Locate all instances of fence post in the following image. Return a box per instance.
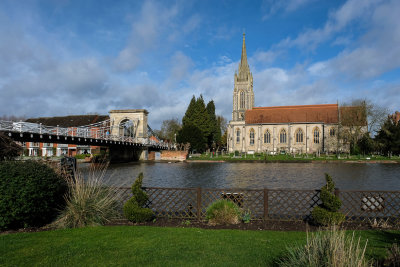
[334,188,340,197]
[264,188,268,221]
[197,187,202,221]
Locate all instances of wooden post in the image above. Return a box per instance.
[334,188,340,197]
[197,187,202,221]
[264,188,268,221]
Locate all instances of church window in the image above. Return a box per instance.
[236,128,240,144]
[329,127,336,137]
[295,129,304,143]
[249,128,255,145]
[279,129,287,143]
[240,91,245,109]
[313,127,320,144]
[264,129,271,144]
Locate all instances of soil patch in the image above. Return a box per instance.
[2,218,398,235]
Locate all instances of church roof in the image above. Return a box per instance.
[245,104,367,125]
[245,104,339,124]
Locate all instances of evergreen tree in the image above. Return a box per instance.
[182,95,197,127]
[206,100,219,148]
[375,116,400,155]
[177,124,205,152]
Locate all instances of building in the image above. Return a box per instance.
[23,115,108,157]
[227,34,366,154]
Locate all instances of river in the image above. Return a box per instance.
[78,162,400,190]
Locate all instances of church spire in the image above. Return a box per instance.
[238,33,250,80]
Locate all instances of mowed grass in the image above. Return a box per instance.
[1,226,399,266]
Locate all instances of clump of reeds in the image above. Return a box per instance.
[54,163,122,228]
[277,227,371,267]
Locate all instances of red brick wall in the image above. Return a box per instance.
[160,150,188,161]
[148,151,156,160]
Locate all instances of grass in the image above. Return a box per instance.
[188,152,400,162]
[1,226,399,266]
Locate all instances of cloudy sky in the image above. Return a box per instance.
[1,0,399,129]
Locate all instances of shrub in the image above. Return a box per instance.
[206,199,241,225]
[312,173,345,226]
[277,228,371,267]
[54,163,121,228]
[74,154,91,159]
[0,161,67,230]
[123,173,154,223]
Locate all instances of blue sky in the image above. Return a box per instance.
[0,0,399,129]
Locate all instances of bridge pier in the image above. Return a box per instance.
[109,145,143,163]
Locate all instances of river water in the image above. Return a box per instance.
[78,162,400,191]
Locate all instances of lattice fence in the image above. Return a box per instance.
[114,187,400,223]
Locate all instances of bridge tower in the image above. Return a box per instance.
[109,109,148,141]
[109,109,149,162]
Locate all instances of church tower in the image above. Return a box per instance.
[232,33,254,121]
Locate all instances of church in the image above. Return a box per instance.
[227,34,364,154]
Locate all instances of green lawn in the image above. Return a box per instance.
[1,226,399,266]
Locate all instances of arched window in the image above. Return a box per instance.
[280,129,287,143]
[313,127,320,144]
[264,129,271,144]
[249,128,255,145]
[240,91,245,109]
[329,127,336,137]
[295,128,303,143]
[236,128,240,144]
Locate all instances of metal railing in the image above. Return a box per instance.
[114,186,400,224]
[0,120,171,149]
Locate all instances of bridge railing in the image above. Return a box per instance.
[0,120,170,148]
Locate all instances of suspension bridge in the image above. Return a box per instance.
[0,109,174,162]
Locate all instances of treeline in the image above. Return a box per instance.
[356,115,400,156]
[176,95,225,153]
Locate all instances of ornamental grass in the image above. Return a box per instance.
[277,227,371,267]
[53,163,121,228]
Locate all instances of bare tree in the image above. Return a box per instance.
[0,133,22,160]
[158,118,182,142]
[343,99,389,135]
[0,115,26,122]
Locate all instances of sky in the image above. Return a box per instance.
[0,0,399,129]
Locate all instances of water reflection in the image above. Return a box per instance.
[78,162,400,190]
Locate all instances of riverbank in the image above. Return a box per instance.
[187,154,400,164]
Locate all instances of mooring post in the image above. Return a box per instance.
[197,187,202,221]
[264,188,268,221]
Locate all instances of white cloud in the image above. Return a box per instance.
[113,0,179,72]
[278,0,381,49]
[262,0,316,20]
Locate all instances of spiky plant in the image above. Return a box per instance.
[54,163,121,228]
[277,227,371,267]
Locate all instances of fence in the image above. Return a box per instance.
[115,187,400,223]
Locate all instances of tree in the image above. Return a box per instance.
[375,115,400,155]
[216,115,227,148]
[357,133,375,155]
[0,133,22,161]
[179,95,215,152]
[177,124,205,152]
[206,100,219,149]
[339,100,369,154]
[157,118,181,142]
